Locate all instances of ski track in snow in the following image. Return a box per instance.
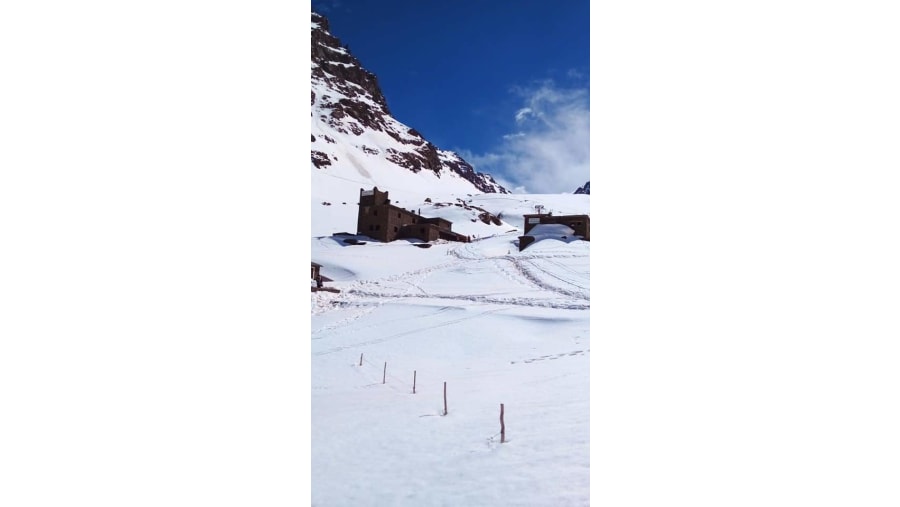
[313,307,508,356]
[313,241,589,334]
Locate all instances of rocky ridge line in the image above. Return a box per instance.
[311,11,508,194]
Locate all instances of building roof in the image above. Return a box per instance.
[522,213,590,219]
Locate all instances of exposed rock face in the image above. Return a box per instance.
[311,11,508,194]
[311,150,331,168]
[311,12,389,113]
[574,181,590,195]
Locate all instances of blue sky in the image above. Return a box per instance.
[312,0,590,193]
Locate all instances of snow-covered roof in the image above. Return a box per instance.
[525,223,576,238]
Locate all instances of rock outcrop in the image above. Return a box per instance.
[311,11,507,194]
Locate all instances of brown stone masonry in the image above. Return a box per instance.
[521,214,590,241]
[356,187,469,243]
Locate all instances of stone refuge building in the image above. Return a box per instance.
[357,187,469,243]
[518,213,591,251]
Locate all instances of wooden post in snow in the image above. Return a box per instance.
[359,353,363,366]
[500,403,506,443]
[413,370,417,394]
[443,382,448,416]
[383,362,387,384]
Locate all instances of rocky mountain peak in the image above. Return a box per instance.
[311,11,389,113]
[574,181,590,195]
[310,11,508,194]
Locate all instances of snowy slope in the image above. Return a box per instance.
[311,193,590,506]
[311,9,506,221]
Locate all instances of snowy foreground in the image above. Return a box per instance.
[311,193,590,506]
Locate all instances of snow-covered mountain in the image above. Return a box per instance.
[311,12,590,504]
[311,11,507,207]
[574,181,590,195]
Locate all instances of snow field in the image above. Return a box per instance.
[312,191,590,505]
[312,301,589,506]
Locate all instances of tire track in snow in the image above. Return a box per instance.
[450,242,589,301]
[514,258,590,301]
[532,258,589,291]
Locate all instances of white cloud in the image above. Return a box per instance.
[463,81,589,194]
[514,108,533,123]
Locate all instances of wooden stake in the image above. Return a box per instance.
[500,403,506,443]
[443,382,448,415]
[413,370,417,394]
[383,362,387,384]
[359,353,363,366]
